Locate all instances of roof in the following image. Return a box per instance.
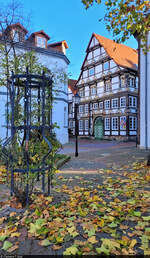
[48,40,68,49]
[29,30,50,40]
[92,33,138,70]
[68,79,78,95]
[5,23,28,34]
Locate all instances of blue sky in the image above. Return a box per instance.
[5,0,138,80]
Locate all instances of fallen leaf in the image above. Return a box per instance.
[39,239,51,246]
[7,245,19,253]
[129,239,137,248]
[2,241,13,251]
[88,236,98,244]
[52,245,62,250]
[10,232,21,238]
[63,246,78,255]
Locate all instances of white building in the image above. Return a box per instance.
[140,31,150,148]
[0,23,69,144]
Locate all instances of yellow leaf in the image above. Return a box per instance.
[0,217,5,224]
[97,219,104,227]
[10,212,16,217]
[88,236,98,244]
[129,239,137,248]
[63,246,78,255]
[67,226,76,234]
[10,232,21,238]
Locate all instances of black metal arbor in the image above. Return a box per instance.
[2,68,53,206]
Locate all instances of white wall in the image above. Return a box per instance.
[140,31,150,148]
[0,45,69,144]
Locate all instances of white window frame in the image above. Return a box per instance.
[99,102,103,109]
[104,100,110,109]
[36,36,46,48]
[120,97,126,107]
[85,120,89,130]
[105,118,110,130]
[104,61,109,71]
[79,105,84,114]
[112,117,118,130]
[79,120,83,130]
[129,96,137,107]
[79,89,84,97]
[112,98,118,108]
[83,70,88,78]
[91,86,96,96]
[85,104,89,113]
[12,29,19,42]
[93,103,98,110]
[129,116,137,130]
[89,68,94,77]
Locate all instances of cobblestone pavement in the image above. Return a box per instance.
[59,138,149,172]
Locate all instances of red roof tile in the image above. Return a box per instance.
[68,79,78,95]
[94,33,138,70]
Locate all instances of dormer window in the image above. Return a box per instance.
[36,36,46,48]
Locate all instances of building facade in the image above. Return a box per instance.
[140,31,150,148]
[0,23,69,144]
[69,33,138,140]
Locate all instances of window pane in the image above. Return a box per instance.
[104,62,109,70]
[89,68,94,76]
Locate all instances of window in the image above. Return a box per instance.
[95,64,102,74]
[89,68,94,76]
[85,120,89,130]
[110,60,116,68]
[37,36,46,48]
[129,96,137,107]
[104,61,109,70]
[105,118,110,130]
[79,89,84,97]
[120,116,126,130]
[120,97,126,107]
[93,103,98,110]
[120,77,125,87]
[79,120,83,130]
[104,100,110,109]
[129,78,135,87]
[93,48,100,57]
[99,102,103,109]
[69,121,73,128]
[85,104,89,113]
[105,81,111,92]
[91,86,96,96]
[87,52,92,60]
[112,117,118,130]
[79,105,84,114]
[83,70,88,78]
[12,30,19,41]
[129,117,137,130]
[112,98,118,108]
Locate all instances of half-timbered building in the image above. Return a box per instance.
[71,33,138,140]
